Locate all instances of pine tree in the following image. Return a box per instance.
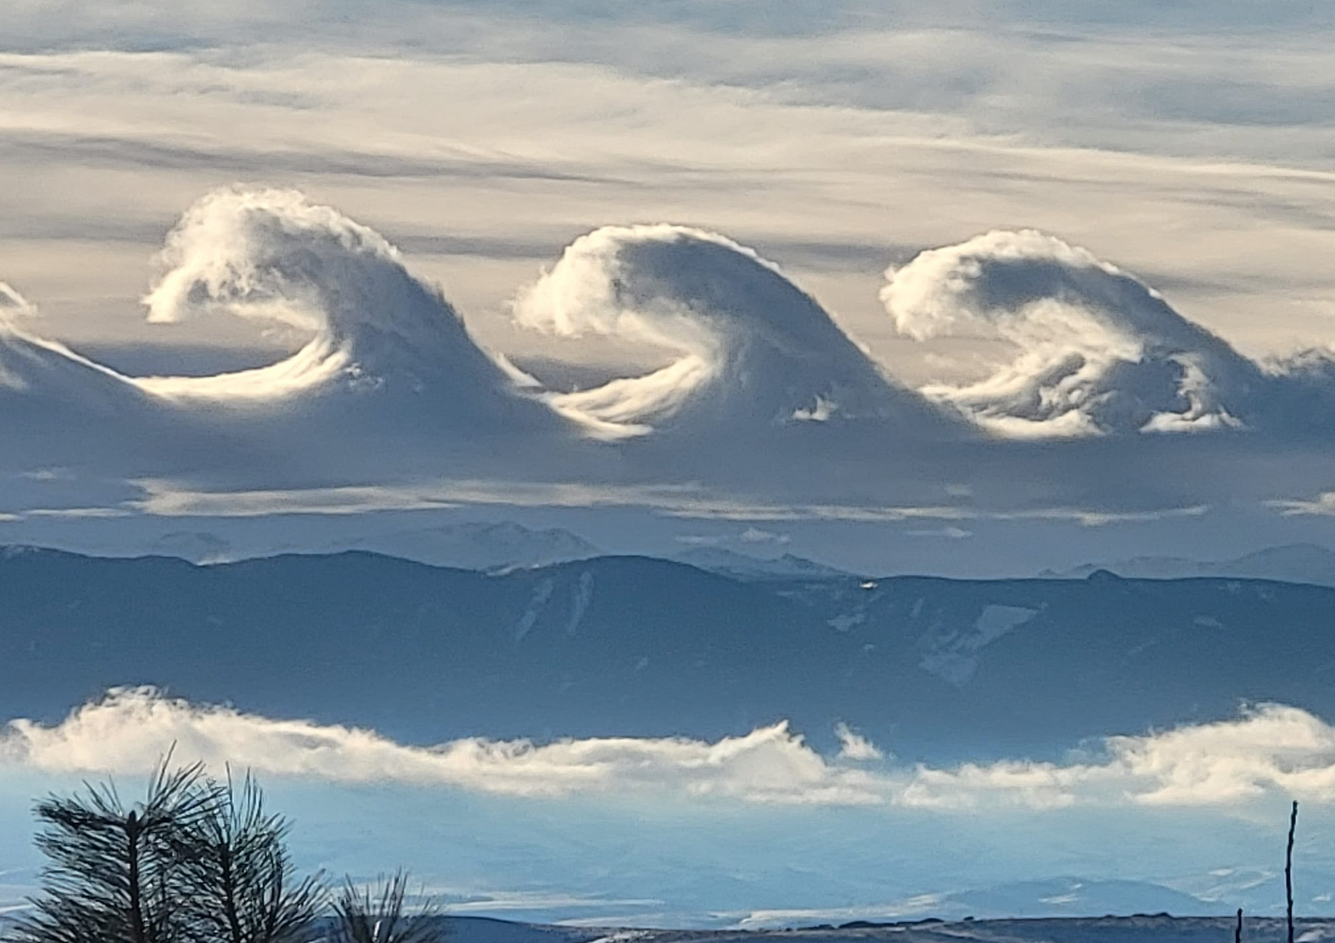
[332,872,441,943]
[10,759,221,943]
[180,771,324,943]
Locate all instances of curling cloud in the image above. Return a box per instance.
[512,224,947,438]
[6,689,1335,812]
[7,188,1335,525]
[137,188,543,421]
[0,282,37,326]
[0,281,151,421]
[3,189,554,427]
[881,230,1272,437]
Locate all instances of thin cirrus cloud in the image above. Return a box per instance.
[5,688,1335,812]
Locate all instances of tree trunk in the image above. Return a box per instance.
[127,812,148,943]
[1287,800,1298,943]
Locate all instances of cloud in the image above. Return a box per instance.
[0,187,577,431]
[905,526,972,540]
[135,188,548,419]
[881,230,1259,437]
[834,723,884,762]
[0,283,36,326]
[0,689,885,807]
[1,186,1333,540]
[882,229,1335,440]
[511,223,951,438]
[740,527,789,545]
[1267,492,1335,517]
[676,528,790,548]
[0,187,570,472]
[8,690,1335,812]
[119,476,1211,529]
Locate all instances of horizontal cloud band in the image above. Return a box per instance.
[7,187,1334,445]
[3,689,1334,811]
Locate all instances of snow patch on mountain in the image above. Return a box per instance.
[515,579,556,642]
[920,604,1040,687]
[566,570,596,635]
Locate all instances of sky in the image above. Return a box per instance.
[3,1,1335,576]
[3,1,1335,575]
[5,1,1335,925]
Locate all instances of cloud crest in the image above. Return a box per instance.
[134,189,546,421]
[881,230,1267,437]
[881,229,1335,439]
[4,189,1335,528]
[513,224,946,438]
[7,690,1335,812]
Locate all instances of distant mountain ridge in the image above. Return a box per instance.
[672,547,855,581]
[5,548,1335,760]
[1042,543,1335,587]
[336,521,601,571]
[20,522,604,571]
[7,913,1331,942]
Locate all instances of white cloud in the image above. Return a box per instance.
[1,22,1334,541]
[834,723,884,762]
[1268,492,1335,517]
[881,230,1266,437]
[905,526,972,540]
[0,689,885,807]
[136,187,548,417]
[740,527,790,545]
[7,690,1335,813]
[121,477,1210,530]
[676,528,790,547]
[510,223,943,437]
[0,283,36,326]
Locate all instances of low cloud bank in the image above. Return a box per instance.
[5,689,1335,811]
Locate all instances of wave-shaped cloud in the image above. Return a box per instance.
[2,190,954,459]
[882,229,1335,438]
[1,190,561,431]
[512,224,948,438]
[7,191,1330,451]
[0,282,156,450]
[5,689,1335,811]
[0,189,585,483]
[5,188,1335,530]
[137,189,540,422]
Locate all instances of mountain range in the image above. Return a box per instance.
[1041,543,1335,587]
